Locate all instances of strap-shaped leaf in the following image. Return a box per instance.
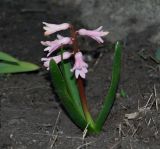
[0,51,19,63]
[95,41,122,132]
[0,61,39,73]
[50,60,87,129]
[59,61,84,116]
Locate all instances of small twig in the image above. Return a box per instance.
[118,123,125,137]
[82,123,89,139]
[76,141,95,149]
[124,119,135,135]
[149,97,156,110]
[118,123,122,137]
[50,134,58,148]
[154,84,157,97]
[154,84,159,111]
[131,122,140,137]
[144,64,157,71]
[119,103,128,110]
[110,140,121,149]
[49,110,61,148]
[147,118,152,126]
[138,99,140,111]
[144,93,153,109]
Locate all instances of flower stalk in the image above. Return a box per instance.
[69,25,96,130]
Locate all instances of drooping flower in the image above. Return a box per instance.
[41,52,72,70]
[41,35,72,56]
[43,22,70,36]
[78,26,109,43]
[71,52,88,79]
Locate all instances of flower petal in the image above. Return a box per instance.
[42,22,70,36]
[71,52,88,79]
[80,71,85,78]
[78,27,109,43]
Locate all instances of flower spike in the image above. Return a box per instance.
[41,22,122,133]
[78,26,109,43]
[43,22,70,36]
[41,52,72,70]
[71,52,88,79]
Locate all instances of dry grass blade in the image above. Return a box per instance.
[49,110,61,149]
[82,123,89,139]
[76,141,95,149]
[110,140,121,149]
[154,84,159,111]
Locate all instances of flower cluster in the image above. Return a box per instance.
[41,22,109,79]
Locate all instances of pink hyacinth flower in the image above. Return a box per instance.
[71,52,88,79]
[41,52,72,70]
[43,22,70,36]
[41,35,72,56]
[78,26,109,43]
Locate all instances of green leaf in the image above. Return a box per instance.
[95,41,122,132]
[0,51,19,63]
[49,60,87,129]
[60,61,84,115]
[58,48,84,116]
[0,61,39,73]
[61,63,96,131]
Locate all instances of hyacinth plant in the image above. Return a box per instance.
[41,22,122,133]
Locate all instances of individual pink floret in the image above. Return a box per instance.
[71,52,88,79]
[78,26,109,43]
[41,52,72,70]
[43,22,70,36]
[41,35,72,56]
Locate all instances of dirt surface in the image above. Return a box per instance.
[0,0,160,149]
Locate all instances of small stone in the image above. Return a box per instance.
[125,112,139,119]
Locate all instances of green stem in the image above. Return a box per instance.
[77,78,96,130]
